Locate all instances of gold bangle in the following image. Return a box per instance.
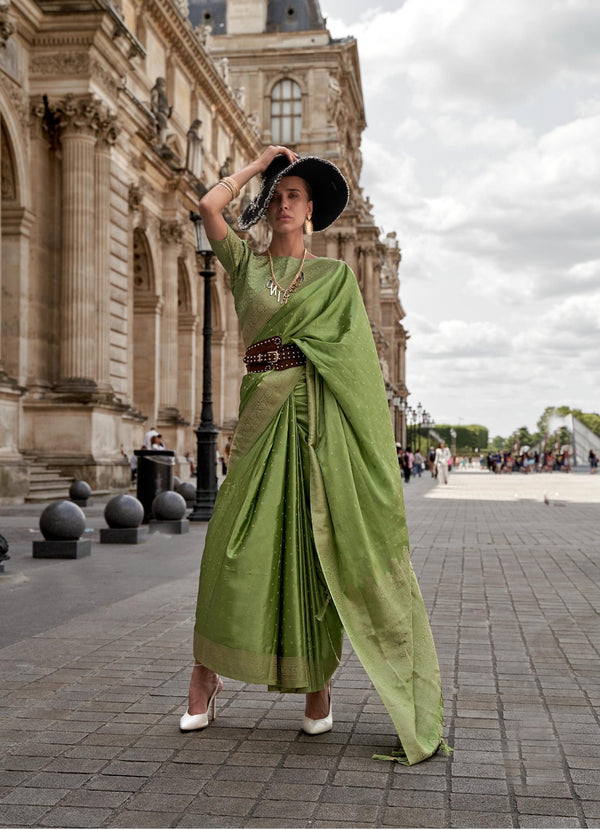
[223,176,240,197]
[216,180,235,199]
[218,176,240,199]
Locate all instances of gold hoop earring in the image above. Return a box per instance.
[304,216,313,236]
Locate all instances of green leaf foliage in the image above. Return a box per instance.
[433,424,489,453]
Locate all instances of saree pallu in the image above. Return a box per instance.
[194,232,444,764]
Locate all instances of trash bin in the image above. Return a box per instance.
[134,450,176,522]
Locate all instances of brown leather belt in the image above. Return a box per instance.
[243,336,306,373]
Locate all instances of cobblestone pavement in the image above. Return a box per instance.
[1,472,599,828]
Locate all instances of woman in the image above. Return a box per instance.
[181,145,447,765]
[434,440,450,485]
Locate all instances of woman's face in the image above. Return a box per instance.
[265,176,313,236]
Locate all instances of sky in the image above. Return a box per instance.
[321,0,600,439]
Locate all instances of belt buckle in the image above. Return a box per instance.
[266,350,280,364]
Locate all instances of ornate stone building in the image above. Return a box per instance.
[0,0,408,503]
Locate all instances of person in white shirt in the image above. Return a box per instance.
[434,441,451,485]
[150,434,166,450]
[143,427,159,449]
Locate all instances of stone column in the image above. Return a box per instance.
[372,259,383,327]
[362,245,375,318]
[342,234,356,279]
[211,329,226,428]
[177,311,198,425]
[158,220,184,420]
[325,232,338,261]
[0,115,3,375]
[95,114,119,392]
[133,293,163,425]
[56,96,101,391]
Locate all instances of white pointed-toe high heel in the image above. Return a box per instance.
[179,675,221,732]
[302,683,333,735]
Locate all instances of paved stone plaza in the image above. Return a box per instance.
[1,471,599,828]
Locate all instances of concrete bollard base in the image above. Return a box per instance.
[33,539,92,559]
[100,527,147,544]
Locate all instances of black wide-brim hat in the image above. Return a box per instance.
[238,155,349,232]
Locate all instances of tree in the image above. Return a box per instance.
[536,406,556,438]
[506,425,535,451]
[434,424,489,453]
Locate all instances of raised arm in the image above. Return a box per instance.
[198,145,298,241]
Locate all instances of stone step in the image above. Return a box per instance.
[28,480,72,492]
[29,471,68,482]
[25,493,72,503]
[26,461,75,503]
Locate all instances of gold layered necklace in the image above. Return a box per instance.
[266,248,307,304]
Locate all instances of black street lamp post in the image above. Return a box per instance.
[398,397,407,447]
[189,211,220,522]
[406,407,413,447]
[420,409,430,453]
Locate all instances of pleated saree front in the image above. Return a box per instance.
[193,228,445,764]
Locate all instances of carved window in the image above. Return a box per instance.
[133,229,154,295]
[270,79,302,144]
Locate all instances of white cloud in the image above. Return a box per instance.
[432,115,534,154]
[393,116,426,143]
[324,0,600,436]
[416,319,511,358]
[333,0,600,111]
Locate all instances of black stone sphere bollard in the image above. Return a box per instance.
[0,534,10,573]
[70,480,92,507]
[33,500,91,559]
[149,490,189,535]
[176,481,196,508]
[100,494,146,544]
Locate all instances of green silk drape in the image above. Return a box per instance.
[193,230,444,764]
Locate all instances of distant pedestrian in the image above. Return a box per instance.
[402,447,414,484]
[589,449,598,474]
[428,446,436,477]
[143,427,159,449]
[222,436,232,476]
[185,451,196,477]
[434,441,450,485]
[413,450,423,477]
[396,444,404,469]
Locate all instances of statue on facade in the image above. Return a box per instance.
[234,86,246,110]
[219,156,233,179]
[150,77,171,145]
[0,5,15,50]
[247,112,260,134]
[172,0,189,16]
[185,119,204,179]
[327,73,341,110]
[216,57,229,86]
[194,23,212,49]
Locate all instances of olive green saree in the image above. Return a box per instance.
[193,228,444,764]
